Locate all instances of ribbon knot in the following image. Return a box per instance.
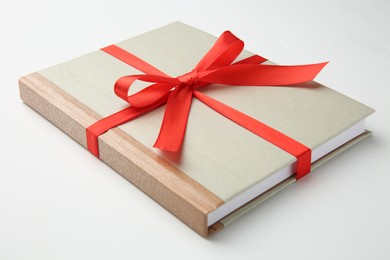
[87,30,328,179]
[177,69,200,87]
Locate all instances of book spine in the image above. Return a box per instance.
[19,73,224,237]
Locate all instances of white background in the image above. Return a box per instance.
[1,0,390,259]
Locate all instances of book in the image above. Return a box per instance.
[19,21,374,237]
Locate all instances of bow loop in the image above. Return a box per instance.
[114,74,180,107]
[127,82,174,108]
[194,31,244,71]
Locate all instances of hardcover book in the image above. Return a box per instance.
[19,22,374,237]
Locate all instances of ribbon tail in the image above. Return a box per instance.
[193,91,311,179]
[199,62,328,86]
[153,86,193,152]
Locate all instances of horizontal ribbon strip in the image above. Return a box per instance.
[87,31,327,179]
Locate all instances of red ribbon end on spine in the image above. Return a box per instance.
[86,127,100,158]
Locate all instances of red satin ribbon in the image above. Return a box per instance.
[86,31,327,179]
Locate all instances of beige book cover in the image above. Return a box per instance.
[19,22,374,237]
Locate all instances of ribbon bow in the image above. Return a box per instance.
[87,31,327,179]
